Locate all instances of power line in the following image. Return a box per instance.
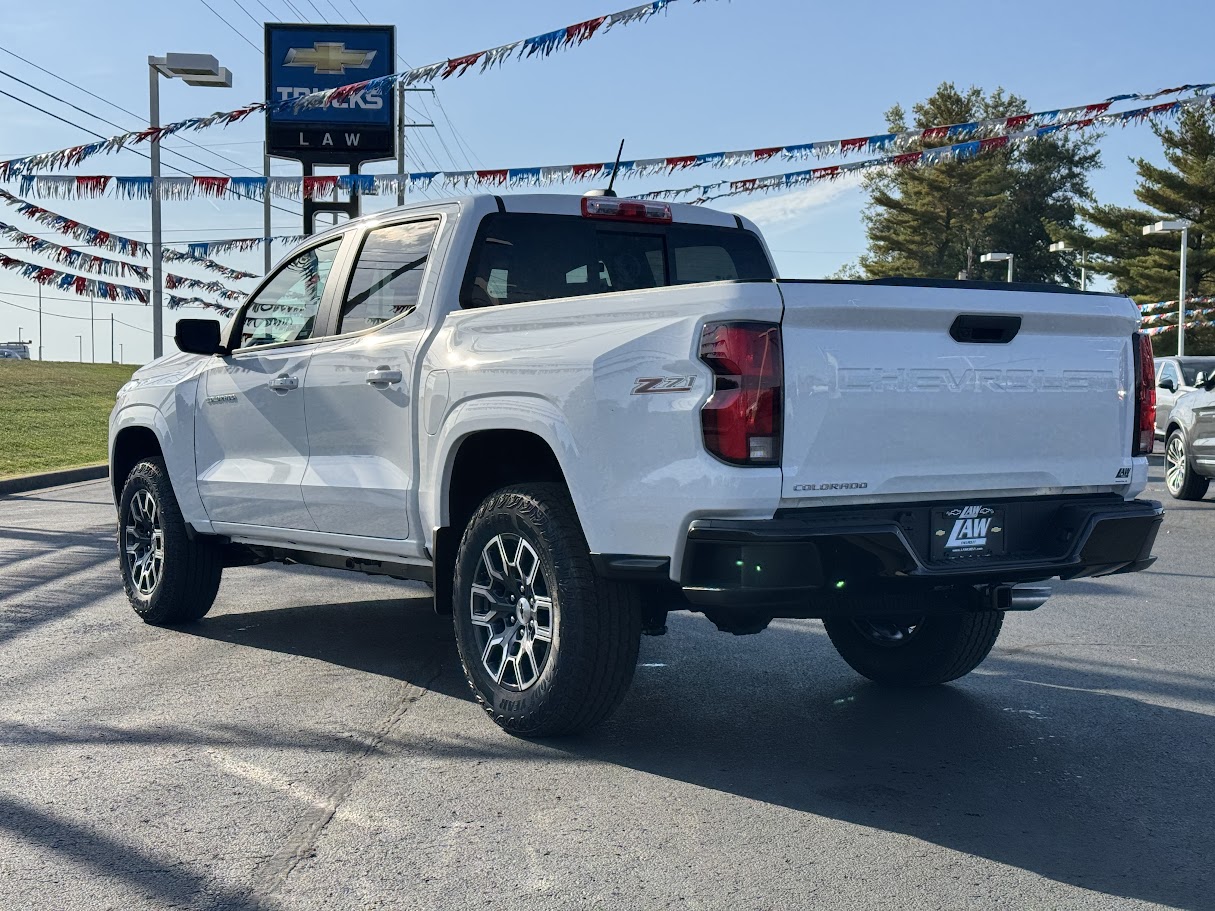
[0,75,303,219]
[345,0,371,24]
[281,0,308,20]
[323,0,349,22]
[301,0,329,20]
[0,43,278,185]
[196,0,263,53]
[228,0,266,30]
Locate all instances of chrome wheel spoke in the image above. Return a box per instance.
[124,489,165,597]
[470,532,554,693]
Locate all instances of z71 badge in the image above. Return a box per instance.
[632,376,696,395]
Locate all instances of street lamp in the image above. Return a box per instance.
[148,53,232,359]
[981,252,1015,282]
[1049,241,1089,292]
[1143,219,1193,357]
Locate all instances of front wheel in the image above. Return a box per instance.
[1165,430,1210,501]
[452,483,641,737]
[823,610,1003,686]
[118,458,222,625]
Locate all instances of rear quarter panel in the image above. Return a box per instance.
[421,281,786,569]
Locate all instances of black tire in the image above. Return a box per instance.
[823,610,1003,687]
[452,483,642,737]
[117,458,222,625]
[1165,429,1210,501]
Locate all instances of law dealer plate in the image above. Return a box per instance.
[930,504,1006,561]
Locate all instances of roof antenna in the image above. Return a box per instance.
[585,139,625,198]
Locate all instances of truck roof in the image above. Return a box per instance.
[305,192,758,247]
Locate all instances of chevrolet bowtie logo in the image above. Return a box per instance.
[284,42,376,75]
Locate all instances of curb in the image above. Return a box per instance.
[0,464,109,497]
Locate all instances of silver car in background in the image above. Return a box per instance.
[1155,356,1215,438]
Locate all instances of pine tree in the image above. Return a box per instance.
[1083,106,1215,356]
[857,84,1099,285]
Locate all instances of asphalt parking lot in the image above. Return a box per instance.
[1,460,1212,911]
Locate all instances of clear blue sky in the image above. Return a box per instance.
[0,0,1208,362]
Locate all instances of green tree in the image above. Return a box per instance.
[1082,106,1215,353]
[857,83,1100,284]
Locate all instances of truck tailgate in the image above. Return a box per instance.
[777,280,1141,502]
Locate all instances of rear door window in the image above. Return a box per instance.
[338,219,440,333]
[460,213,772,308]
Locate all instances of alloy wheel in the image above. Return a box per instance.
[124,488,165,597]
[1166,434,1188,495]
[470,533,555,691]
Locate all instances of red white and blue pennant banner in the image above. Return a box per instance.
[0,221,149,280]
[5,92,1211,202]
[641,96,1215,204]
[0,189,259,279]
[0,0,715,178]
[0,252,148,302]
[1139,297,1215,316]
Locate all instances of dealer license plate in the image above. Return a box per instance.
[931,505,1006,561]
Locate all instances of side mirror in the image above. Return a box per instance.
[1195,371,1207,387]
[174,318,227,356]
[1159,377,1176,393]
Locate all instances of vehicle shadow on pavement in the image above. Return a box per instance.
[179,594,471,703]
[559,614,1214,910]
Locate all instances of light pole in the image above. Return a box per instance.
[1143,219,1193,357]
[981,252,1015,282]
[119,343,124,364]
[148,53,232,359]
[75,335,83,363]
[1049,241,1088,291]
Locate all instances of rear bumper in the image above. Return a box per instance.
[677,495,1162,607]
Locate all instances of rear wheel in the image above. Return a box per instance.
[823,610,1003,686]
[118,459,222,625]
[1165,430,1209,501]
[452,483,641,737]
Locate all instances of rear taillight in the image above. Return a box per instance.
[1133,331,1156,456]
[699,322,783,465]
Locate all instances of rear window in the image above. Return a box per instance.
[460,213,773,308]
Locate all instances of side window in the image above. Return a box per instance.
[1161,363,1181,387]
[338,219,440,334]
[238,238,343,349]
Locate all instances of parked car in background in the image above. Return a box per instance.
[0,342,30,359]
[1162,370,1215,500]
[1155,356,1215,438]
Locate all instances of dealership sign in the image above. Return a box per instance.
[264,23,396,164]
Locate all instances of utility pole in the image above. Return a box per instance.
[75,335,83,363]
[111,314,115,364]
[119,343,124,364]
[90,295,96,363]
[37,286,43,361]
[263,142,273,275]
[398,85,436,207]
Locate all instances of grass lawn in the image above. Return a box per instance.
[0,361,136,478]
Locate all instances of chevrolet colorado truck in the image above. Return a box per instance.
[109,193,1163,736]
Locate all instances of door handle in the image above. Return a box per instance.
[366,367,403,386]
[268,374,298,392]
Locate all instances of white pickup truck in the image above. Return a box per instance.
[110,193,1163,736]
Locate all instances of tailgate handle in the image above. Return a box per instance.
[950,314,1021,344]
